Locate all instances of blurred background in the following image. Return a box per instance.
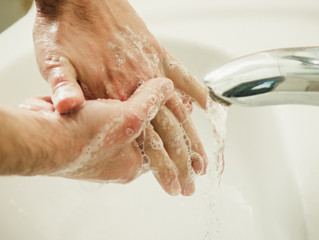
[0,0,33,33]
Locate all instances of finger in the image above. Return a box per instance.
[166,93,208,175]
[151,106,195,196]
[72,141,143,183]
[122,77,174,141]
[19,96,54,112]
[113,141,144,184]
[176,89,194,115]
[163,52,208,109]
[165,92,188,123]
[183,118,208,175]
[143,124,181,196]
[43,55,85,113]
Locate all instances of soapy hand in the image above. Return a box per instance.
[33,0,208,195]
[19,78,185,194]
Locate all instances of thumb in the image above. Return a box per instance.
[44,56,85,113]
[123,77,174,139]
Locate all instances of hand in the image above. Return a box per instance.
[33,0,208,195]
[18,78,185,194]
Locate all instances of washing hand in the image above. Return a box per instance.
[33,0,208,195]
[0,78,187,195]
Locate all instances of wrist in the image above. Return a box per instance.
[0,106,69,176]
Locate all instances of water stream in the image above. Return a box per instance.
[203,98,229,239]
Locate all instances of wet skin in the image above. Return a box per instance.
[0,79,185,194]
[33,0,209,195]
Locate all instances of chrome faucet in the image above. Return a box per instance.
[204,47,319,106]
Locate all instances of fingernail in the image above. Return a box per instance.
[191,154,204,175]
[53,85,82,113]
[171,178,181,196]
[53,84,73,102]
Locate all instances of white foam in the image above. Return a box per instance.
[50,111,125,179]
[149,139,163,150]
[150,167,159,178]
[147,105,158,121]
[108,26,161,80]
[142,154,151,172]
[148,94,157,104]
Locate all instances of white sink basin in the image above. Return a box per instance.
[1,2,319,239]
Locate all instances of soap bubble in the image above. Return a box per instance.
[150,167,159,177]
[150,139,163,150]
[147,105,158,121]
[125,128,134,137]
[148,94,157,104]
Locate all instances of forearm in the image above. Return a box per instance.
[0,105,59,176]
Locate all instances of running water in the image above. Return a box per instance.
[203,97,229,240]
[206,98,228,181]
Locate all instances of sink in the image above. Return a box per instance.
[0,2,317,240]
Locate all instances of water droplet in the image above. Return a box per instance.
[148,94,157,104]
[150,140,163,150]
[126,128,134,137]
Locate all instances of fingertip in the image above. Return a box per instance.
[191,155,204,175]
[170,178,182,196]
[44,56,85,113]
[152,77,174,102]
[201,86,209,110]
[55,96,85,113]
[159,177,181,197]
[163,53,209,110]
[182,182,195,196]
[53,85,85,113]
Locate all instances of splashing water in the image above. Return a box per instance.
[206,98,228,181]
[203,97,229,240]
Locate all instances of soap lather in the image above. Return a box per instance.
[204,47,319,106]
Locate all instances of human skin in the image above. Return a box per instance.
[33,0,209,195]
[0,78,187,195]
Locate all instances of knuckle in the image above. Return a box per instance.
[43,55,63,73]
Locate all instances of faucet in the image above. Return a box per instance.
[204,47,319,106]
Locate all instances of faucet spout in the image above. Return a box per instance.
[204,47,319,107]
